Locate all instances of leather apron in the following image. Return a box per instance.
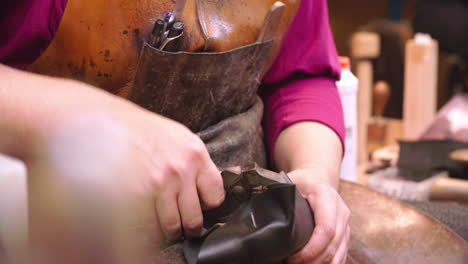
[128,41,273,168]
[28,0,468,263]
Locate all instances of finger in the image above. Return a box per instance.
[196,157,225,210]
[313,216,346,263]
[133,196,166,249]
[154,189,182,242]
[178,184,203,238]
[314,200,350,264]
[288,187,338,262]
[305,188,338,258]
[332,225,350,264]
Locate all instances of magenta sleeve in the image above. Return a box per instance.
[260,0,345,164]
[0,0,68,69]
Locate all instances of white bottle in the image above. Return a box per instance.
[336,57,358,182]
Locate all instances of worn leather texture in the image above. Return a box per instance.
[198,97,267,168]
[129,40,273,133]
[28,0,300,96]
[128,41,272,168]
[183,166,314,264]
[405,201,468,242]
[340,181,468,264]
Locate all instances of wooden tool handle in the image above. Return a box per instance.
[350,32,380,164]
[372,80,391,117]
[403,34,438,139]
[430,177,468,202]
[450,148,468,164]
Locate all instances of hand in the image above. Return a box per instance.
[286,167,350,264]
[4,73,226,247]
[122,108,226,243]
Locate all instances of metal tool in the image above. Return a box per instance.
[148,0,187,51]
[162,12,176,34]
[149,19,165,47]
[161,21,185,51]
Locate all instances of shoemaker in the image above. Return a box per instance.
[1,0,348,263]
[1,1,467,264]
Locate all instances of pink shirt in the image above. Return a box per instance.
[261,0,345,164]
[0,0,67,69]
[0,0,344,165]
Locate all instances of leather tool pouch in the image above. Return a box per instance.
[184,165,314,264]
[128,41,273,168]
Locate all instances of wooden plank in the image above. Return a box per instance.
[350,32,380,164]
[403,34,439,139]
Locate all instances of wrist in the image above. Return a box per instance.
[274,121,342,188]
[289,165,339,189]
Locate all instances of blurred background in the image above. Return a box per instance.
[329,0,468,240]
[330,0,415,57]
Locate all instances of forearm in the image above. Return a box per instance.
[274,121,343,189]
[0,64,129,161]
[0,64,55,159]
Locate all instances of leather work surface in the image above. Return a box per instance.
[405,201,468,242]
[340,181,468,264]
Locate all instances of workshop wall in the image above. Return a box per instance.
[328,0,416,56]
